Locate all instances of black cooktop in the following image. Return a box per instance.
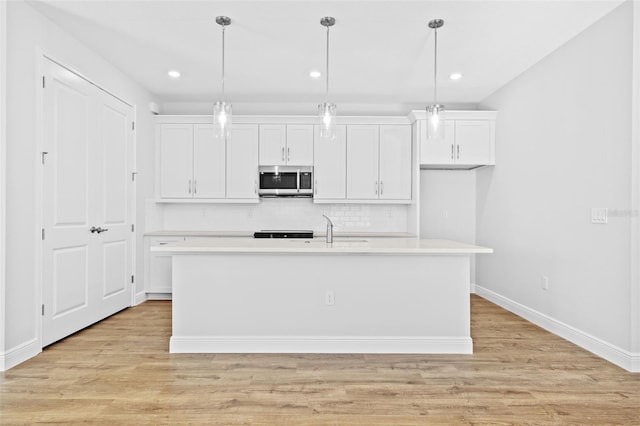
[253,230,314,239]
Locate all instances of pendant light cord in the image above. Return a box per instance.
[221,24,226,101]
[325,24,330,102]
[433,26,438,105]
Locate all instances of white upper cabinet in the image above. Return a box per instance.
[313,124,346,200]
[286,125,314,165]
[159,123,225,199]
[347,125,380,200]
[417,110,496,169]
[193,125,226,198]
[379,125,412,200]
[159,123,226,199]
[345,124,412,202]
[259,124,313,166]
[227,124,259,199]
[454,120,493,165]
[159,124,193,198]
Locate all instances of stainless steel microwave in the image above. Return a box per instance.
[258,166,313,197]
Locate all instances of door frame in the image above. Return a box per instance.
[631,0,640,371]
[36,50,137,349]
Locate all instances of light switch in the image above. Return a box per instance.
[591,208,608,224]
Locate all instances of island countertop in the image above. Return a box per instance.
[151,237,492,255]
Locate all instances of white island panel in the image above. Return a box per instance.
[168,241,482,354]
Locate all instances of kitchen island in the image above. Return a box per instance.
[153,237,492,354]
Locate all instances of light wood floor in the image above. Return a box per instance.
[1,295,638,425]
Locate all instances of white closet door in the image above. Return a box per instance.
[93,89,134,320]
[42,58,133,346]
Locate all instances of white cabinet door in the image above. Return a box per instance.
[313,125,346,200]
[286,124,314,166]
[421,119,456,165]
[259,124,286,166]
[379,125,412,200]
[160,124,194,198]
[455,120,493,165]
[146,237,184,294]
[347,125,379,200]
[227,124,259,199]
[193,124,226,198]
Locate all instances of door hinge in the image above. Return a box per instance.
[131,275,135,283]
[42,76,45,88]
[41,228,45,240]
[42,304,45,316]
[41,151,48,164]
[132,122,135,131]
[131,224,135,232]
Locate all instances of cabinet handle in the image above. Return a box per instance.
[451,144,454,160]
[188,179,192,194]
[282,147,285,162]
[380,181,384,196]
[375,181,378,195]
[193,180,197,194]
[457,145,460,160]
[287,147,290,162]
[314,180,318,195]
[254,180,257,194]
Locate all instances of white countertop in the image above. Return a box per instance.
[151,237,492,255]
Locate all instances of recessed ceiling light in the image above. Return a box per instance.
[168,70,181,79]
[449,72,462,80]
[309,70,321,79]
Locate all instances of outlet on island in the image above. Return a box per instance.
[325,290,335,306]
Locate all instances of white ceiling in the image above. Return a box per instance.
[28,0,624,114]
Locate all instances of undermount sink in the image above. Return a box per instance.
[289,239,369,246]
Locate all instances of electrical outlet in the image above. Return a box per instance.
[591,208,608,224]
[541,275,549,291]
[325,291,335,306]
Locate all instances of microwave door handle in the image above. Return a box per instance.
[296,170,300,193]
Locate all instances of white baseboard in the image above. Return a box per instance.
[133,291,147,305]
[146,292,172,301]
[470,282,476,293]
[475,285,639,373]
[0,338,41,371]
[170,336,473,354]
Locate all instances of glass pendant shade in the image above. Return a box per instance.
[213,101,232,139]
[427,104,445,139]
[318,102,337,140]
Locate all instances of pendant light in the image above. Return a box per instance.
[427,19,445,139]
[213,16,232,139]
[318,16,336,141]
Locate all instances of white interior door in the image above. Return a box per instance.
[94,89,134,320]
[42,58,134,346]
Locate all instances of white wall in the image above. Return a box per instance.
[420,170,477,283]
[476,1,637,370]
[1,0,157,369]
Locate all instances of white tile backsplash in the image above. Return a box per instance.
[155,199,408,232]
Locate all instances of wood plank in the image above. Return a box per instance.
[0,295,638,425]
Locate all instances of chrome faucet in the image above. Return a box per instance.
[322,214,334,243]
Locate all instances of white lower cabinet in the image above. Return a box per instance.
[145,236,184,295]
